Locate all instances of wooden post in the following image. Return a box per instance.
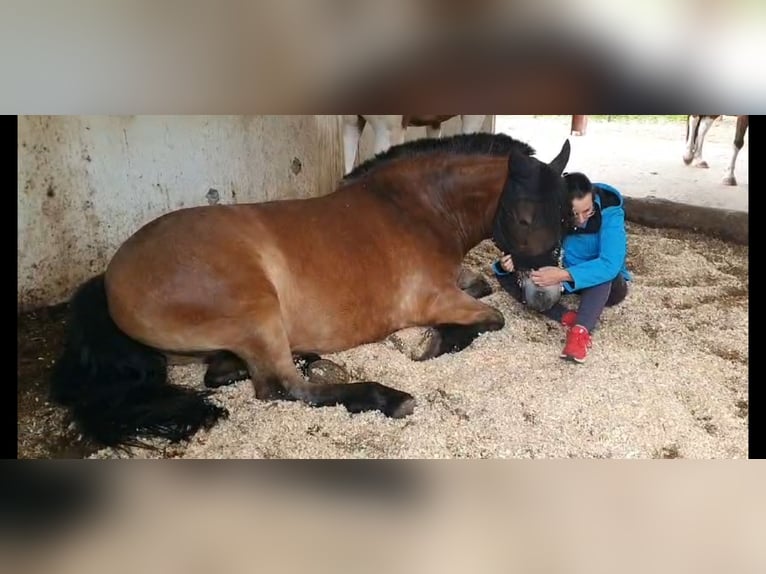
[571,115,588,136]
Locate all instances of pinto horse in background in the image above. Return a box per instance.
[342,114,486,174]
[49,132,572,449]
[683,114,749,185]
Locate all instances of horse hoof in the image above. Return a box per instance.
[682,155,693,165]
[722,176,737,186]
[204,369,249,388]
[694,160,709,169]
[411,328,441,361]
[307,359,351,385]
[371,384,416,418]
[390,397,416,418]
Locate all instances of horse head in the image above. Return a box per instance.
[492,139,571,262]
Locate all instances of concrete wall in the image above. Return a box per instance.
[17,115,345,311]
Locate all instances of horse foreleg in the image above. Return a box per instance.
[690,115,717,168]
[414,289,505,361]
[231,304,415,418]
[723,115,748,186]
[456,267,493,299]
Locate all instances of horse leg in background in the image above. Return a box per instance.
[228,296,415,418]
[683,114,717,168]
[368,115,404,155]
[413,288,505,361]
[456,267,493,299]
[683,115,700,165]
[342,115,366,175]
[722,115,748,186]
[203,351,322,388]
[460,115,486,134]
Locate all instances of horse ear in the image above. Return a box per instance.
[548,139,571,175]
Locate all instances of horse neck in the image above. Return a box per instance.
[343,153,508,255]
[386,154,507,255]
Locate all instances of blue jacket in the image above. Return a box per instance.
[492,183,632,293]
[560,183,632,292]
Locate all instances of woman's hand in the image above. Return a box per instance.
[530,266,569,287]
[499,254,514,272]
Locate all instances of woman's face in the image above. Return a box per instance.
[571,192,595,228]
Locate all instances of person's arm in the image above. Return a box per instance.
[563,209,627,292]
[492,259,510,276]
[492,255,524,303]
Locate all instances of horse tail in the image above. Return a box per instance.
[49,274,227,448]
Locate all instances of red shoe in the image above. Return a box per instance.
[561,310,577,329]
[560,325,592,363]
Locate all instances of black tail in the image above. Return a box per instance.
[49,274,228,448]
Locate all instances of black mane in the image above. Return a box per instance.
[343,132,537,181]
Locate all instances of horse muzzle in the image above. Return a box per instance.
[520,275,562,312]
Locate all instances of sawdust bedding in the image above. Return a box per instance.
[90,222,748,459]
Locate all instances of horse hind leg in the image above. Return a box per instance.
[229,304,415,418]
[204,350,329,388]
[722,115,748,186]
[49,274,228,448]
[683,115,699,165]
[413,289,505,361]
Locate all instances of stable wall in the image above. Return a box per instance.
[17,115,344,310]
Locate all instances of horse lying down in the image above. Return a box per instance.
[50,133,572,448]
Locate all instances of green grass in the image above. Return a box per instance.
[589,115,687,123]
[530,115,687,123]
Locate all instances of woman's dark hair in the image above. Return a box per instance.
[563,172,595,200]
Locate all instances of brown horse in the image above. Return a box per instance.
[50,132,572,448]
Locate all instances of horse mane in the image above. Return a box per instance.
[342,132,537,182]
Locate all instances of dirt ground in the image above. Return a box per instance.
[16,116,749,459]
[496,115,749,213]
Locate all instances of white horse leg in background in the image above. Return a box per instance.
[368,114,405,155]
[722,115,748,186]
[342,115,364,175]
[683,114,718,168]
[425,114,485,138]
[425,124,442,138]
[681,114,748,185]
[341,115,404,175]
[342,114,487,175]
[460,114,486,134]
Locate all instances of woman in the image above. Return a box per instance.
[492,172,632,363]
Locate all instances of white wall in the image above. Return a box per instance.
[17,115,344,310]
